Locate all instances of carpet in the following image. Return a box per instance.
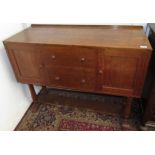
[15,89,141,131]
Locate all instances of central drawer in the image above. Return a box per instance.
[46,66,96,91]
[43,46,97,68]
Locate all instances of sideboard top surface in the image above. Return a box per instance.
[4,24,152,50]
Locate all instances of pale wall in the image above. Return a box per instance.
[0,24,32,130]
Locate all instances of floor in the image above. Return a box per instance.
[15,88,141,131]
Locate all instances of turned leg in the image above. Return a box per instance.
[28,84,40,112]
[122,97,133,129]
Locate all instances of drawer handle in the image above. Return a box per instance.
[80,58,85,62]
[81,79,86,83]
[98,70,103,74]
[51,55,56,59]
[55,76,60,80]
[39,64,44,69]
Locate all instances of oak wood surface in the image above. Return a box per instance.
[4,25,151,50]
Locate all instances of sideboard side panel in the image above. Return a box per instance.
[4,43,49,85]
[3,42,21,81]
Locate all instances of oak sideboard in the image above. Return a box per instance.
[3,24,152,128]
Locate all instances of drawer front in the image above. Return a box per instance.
[47,66,96,91]
[43,46,97,69]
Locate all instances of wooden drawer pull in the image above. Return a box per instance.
[39,64,44,69]
[81,79,86,83]
[98,70,103,74]
[51,55,56,59]
[80,58,85,62]
[55,76,60,80]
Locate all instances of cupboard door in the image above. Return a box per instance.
[99,49,147,97]
[9,44,48,84]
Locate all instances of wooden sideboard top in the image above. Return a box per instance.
[4,24,152,50]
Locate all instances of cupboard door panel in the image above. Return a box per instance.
[103,55,137,89]
[99,49,143,96]
[10,45,47,83]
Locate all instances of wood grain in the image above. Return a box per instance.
[4,25,151,50]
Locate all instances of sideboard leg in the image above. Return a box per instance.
[42,86,46,89]
[28,84,40,112]
[122,97,133,129]
[42,86,48,94]
[28,84,37,101]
